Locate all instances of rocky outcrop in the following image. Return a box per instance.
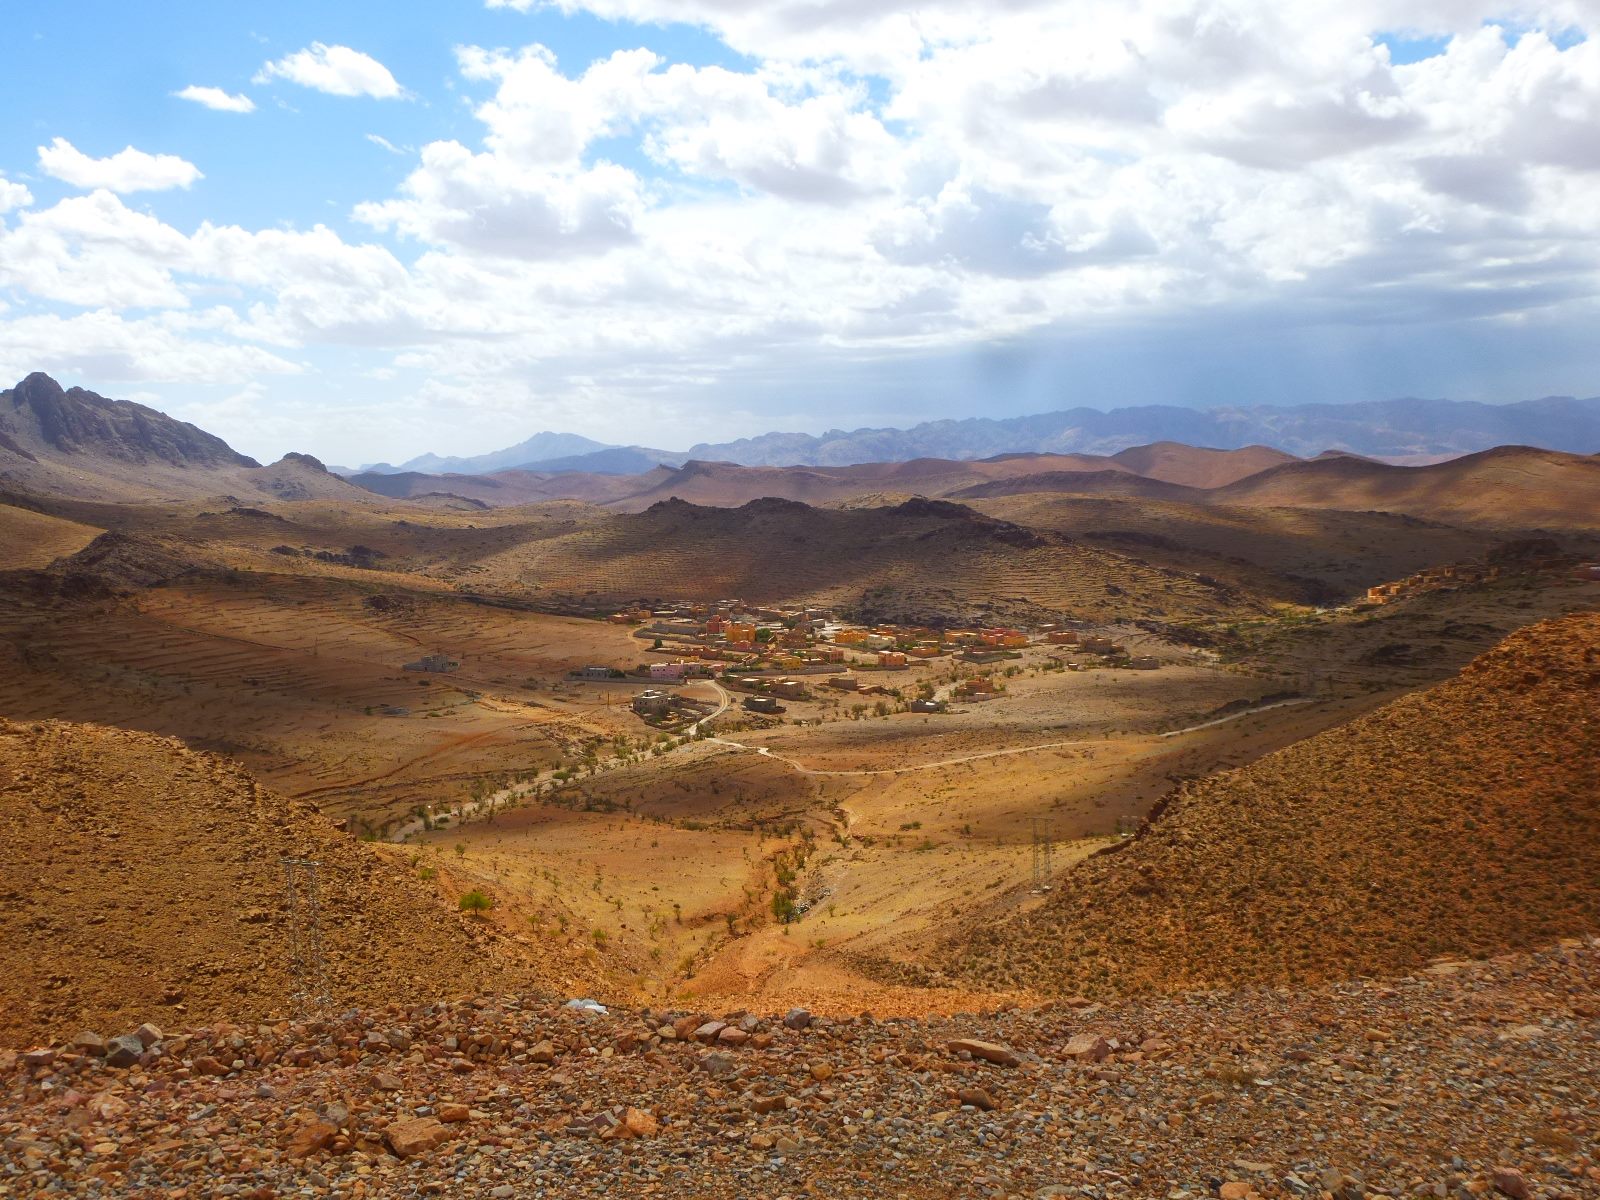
[1,373,258,468]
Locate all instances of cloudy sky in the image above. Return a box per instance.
[3,1,1598,464]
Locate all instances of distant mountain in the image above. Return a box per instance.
[2,372,257,470]
[0,373,365,505]
[387,395,1600,474]
[679,397,1600,465]
[508,446,679,475]
[395,431,620,475]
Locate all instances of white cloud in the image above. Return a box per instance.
[6,2,1600,461]
[0,174,31,214]
[255,43,404,99]
[37,137,203,193]
[174,85,256,113]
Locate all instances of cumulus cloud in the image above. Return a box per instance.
[255,43,404,99]
[174,85,256,113]
[0,174,31,214]
[6,1,1600,459]
[37,138,203,193]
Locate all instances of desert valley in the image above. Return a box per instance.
[1,371,1598,1199]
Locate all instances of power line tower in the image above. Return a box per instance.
[281,857,331,1015]
[1030,818,1054,893]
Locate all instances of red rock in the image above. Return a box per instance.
[437,1102,470,1123]
[384,1117,452,1158]
[287,1120,338,1158]
[947,1038,1020,1066]
[1491,1167,1531,1199]
[957,1086,998,1111]
[622,1107,659,1137]
[1063,1034,1111,1063]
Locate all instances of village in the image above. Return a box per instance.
[572,602,1163,730]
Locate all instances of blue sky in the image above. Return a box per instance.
[1,1,1597,464]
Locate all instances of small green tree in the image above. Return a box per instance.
[459,889,493,916]
[454,842,467,860]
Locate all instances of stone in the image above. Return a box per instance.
[1220,1184,1254,1200]
[103,1035,145,1069]
[194,1055,229,1076]
[72,1031,108,1056]
[717,1026,750,1046]
[948,1038,1020,1066]
[700,1052,738,1080]
[672,1015,703,1040]
[957,1086,998,1111]
[437,1102,470,1123]
[21,1048,55,1069]
[371,1071,403,1091]
[750,1093,787,1115]
[809,1061,834,1081]
[384,1117,452,1158]
[1490,1167,1531,1200]
[693,1021,726,1042]
[622,1107,659,1137]
[783,1008,812,1030]
[528,1039,556,1064]
[287,1121,339,1158]
[774,1135,801,1155]
[133,1023,163,1048]
[1062,1034,1111,1063]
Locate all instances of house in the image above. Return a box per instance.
[826,675,860,691]
[632,690,673,717]
[956,677,1001,700]
[833,629,869,646]
[877,651,908,669]
[579,665,618,680]
[814,645,845,663]
[649,662,688,681]
[725,621,758,644]
[861,634,894,650]
[403,654,458,673]
[771,679,808,699]
[1080,636,1121,655]
[959,649,1009,664]
[909,699,944,713]
[705,615,728,636]
[1045,631,1079,645]
[1127,655,1160,670]
[743,695,784,714]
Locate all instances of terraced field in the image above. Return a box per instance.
[0,572,645,827]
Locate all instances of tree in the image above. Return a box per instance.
[454,842,466,860]
[459,889,493,916]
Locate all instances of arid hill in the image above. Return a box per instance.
[0,719,526,1047]
[464,495,1260,621]
[1106,441,1297,488]
[1209,445,1600,528]
[0,374,373,505]
[946,612,1600,995]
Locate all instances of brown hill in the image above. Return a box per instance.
[469,495,1260,622]
[1210,445,1600,528]
[1107,441,1298,487]
[0,718,526,1047]
[946,612,1600,995]
[348,466,664,507]
[0,374,373,505]
[947,470,1205,503]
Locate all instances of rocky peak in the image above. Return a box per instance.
[2,372,259,469]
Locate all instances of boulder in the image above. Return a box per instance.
[132,1023,163,1048]
[783,1008,812,1031]
[1491,1167,1531,1200]
[1062,1034,1111,1063]
[437,1103,470,1124]
[622,1107,659,1138]
[948,1038,1020,1067]
[72,1032,108,1056]
[287,1121,338,1158]
[384,1117,452,1158]
[103,1035,145,1069]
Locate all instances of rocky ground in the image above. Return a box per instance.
[3,938,1597,1200]
[943,613,1600,998]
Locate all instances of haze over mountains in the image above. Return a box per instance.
[348,393,1600,477]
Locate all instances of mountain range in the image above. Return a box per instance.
[342,394,1600,477]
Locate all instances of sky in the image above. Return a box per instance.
[2,0,1598,465]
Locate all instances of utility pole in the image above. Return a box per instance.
[1030,818,1054,892]
[281,857,331,1015]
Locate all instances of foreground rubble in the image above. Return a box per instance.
[3,940,1597,1200]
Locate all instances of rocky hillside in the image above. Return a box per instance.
[948,612,1600,995]
[1,373,255,469]
[0,719,526,1047]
